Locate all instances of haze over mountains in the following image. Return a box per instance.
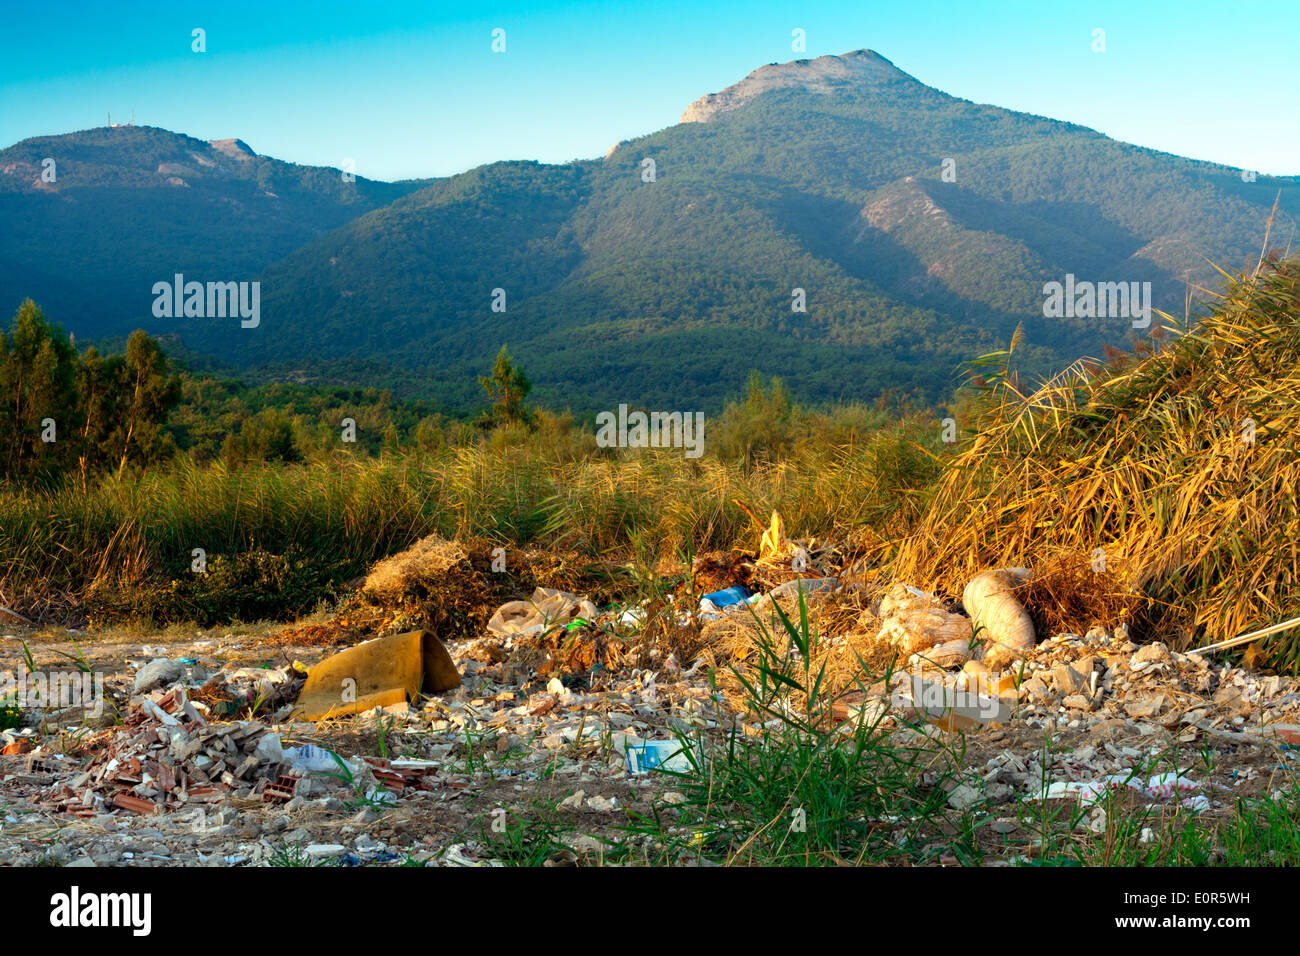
[2,50,1295,414]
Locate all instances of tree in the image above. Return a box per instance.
[478,345,535,428]
[73,345,124,490]
[0,299,78,481]
[0,306,182,484]
[222,408,300,466]
[413,416,446,453]
[711,371,799,466]
[114,330,182,474]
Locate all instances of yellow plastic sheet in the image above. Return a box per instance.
[293,629,461,720]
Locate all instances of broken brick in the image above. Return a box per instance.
[112,792,158,815]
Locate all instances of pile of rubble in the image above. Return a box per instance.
[873,620,1300,818]
[888,620,1300,742]
[39,686,290,817]
[3,539,1299,865]
[1010,628,1300,741]
[26,676,453,821]
[0,601,730,863]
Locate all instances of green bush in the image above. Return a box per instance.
[95,548,347,627]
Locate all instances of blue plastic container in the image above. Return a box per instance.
[701,585,750,608]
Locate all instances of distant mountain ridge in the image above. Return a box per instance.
[2,51,1295,413]
[0,125,427,339]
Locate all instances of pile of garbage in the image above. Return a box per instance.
[6,505,1300,868]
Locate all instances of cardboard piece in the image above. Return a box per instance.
[293,629,461,720]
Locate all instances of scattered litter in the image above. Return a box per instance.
[133,658,189,694]
[700,586,750,616]
[305,843,347,859]
[962,568,1035,667]
[1189,615,1300,656]
[1039,772,1207,811]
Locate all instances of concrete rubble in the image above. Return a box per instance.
[0,613,731,866]
[879,621,1300,818]
[2,567,1298,865]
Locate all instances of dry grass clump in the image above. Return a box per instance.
[256,619,367,647]
[352,534,495,639]
[0,583,84,628]
[363,534,468,597]
[1013,553,1143,640]
[469,545,631,607]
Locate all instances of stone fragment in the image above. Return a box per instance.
[134,659,187,694]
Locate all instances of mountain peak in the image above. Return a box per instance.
[680,49,912,123]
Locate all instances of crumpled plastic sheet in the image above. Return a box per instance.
[487,588,598,641]
[1041,772,1209,811]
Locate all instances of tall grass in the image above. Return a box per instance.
[0,415,941,622]
[896,257,1300,667]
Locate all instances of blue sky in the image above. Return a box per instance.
[1,0,1295,182]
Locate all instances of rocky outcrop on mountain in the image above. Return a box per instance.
[209,138,256,161]
[679,49,914,123]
